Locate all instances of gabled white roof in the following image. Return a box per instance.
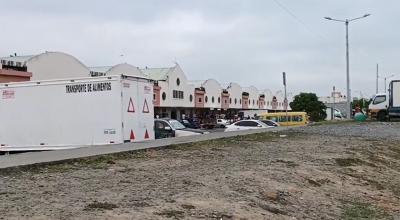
[141,67,174,81]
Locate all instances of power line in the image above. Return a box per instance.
[271,0,328,41]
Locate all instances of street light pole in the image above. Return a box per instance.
[376,64,379,94]
[345,19,351,119]
[333,86,336,120]
[385,77,387,92]
[324,14,370,119]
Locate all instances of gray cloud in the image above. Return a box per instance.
[1,0,399,98]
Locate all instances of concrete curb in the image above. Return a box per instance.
[0,127,289,169]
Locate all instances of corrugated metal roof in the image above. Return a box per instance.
[140,67,173,81]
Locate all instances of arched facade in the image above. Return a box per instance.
[243,86,260,109]
[199,79,223,109]
[142,64,193,108]
[263,89,274,110]
[226,82,242,109]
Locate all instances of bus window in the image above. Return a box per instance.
[292,115,303,122]
[280,116,288,122]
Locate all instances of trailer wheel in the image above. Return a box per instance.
[377,111,386,121]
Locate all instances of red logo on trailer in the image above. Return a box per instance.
[142,99,150,113]
[127,98,135,113]
[144,129,149,139]
[130,130,135,142]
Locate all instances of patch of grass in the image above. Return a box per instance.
[335,158,363,167]
[84,201,118,211]
[0,131,283,176]
[308,120,356,127]
[341,201,390,220]
[0,148,160,176]
[169,132,278,151]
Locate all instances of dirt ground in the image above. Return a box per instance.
[0,122,400,219]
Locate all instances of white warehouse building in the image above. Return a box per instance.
[0,51,90,81]
[141,64,195,119]
[226,82,243,109]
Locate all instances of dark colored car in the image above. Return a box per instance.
[154,118,208,139]
[179,119,200,129]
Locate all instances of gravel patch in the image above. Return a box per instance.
[0,122,399,219]
[292,121,400,140]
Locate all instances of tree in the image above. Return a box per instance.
[290,93,327,122]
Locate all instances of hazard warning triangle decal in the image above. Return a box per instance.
[127,98,135,113]
[130,130,135,142]
[142,99,150,113]
[144,129,149,139]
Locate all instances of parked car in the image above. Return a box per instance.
[260,120,280,127]
[224,120,272,132]
[154,118,208,139]
[179,119,200,129]
[216,119,230,128]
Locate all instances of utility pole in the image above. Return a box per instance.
[376,64,379,94]
[324,13,370,119]
[333,86,336,120]
[283,72,288,122]
[345,19,351,119]
[384,77,387,92]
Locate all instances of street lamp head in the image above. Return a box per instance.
[324,17,332,20]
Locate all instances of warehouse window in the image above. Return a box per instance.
[235,98,237,104]
[176,78,180,86]
[162,92,166,101]
[173,90,184,99]
[218,97,221,103]
[198,97,202,103]
[212,96,215,103]
[230,98,232,104]
[205,96,208,103]
[189,94,193,102]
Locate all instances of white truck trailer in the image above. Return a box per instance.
[0,75,154,151]
[368,80,400,121]
[388,80,400,119]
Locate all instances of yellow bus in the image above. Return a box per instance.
[258,112,308,126]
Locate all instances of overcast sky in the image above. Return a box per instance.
[1,0,399,97]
